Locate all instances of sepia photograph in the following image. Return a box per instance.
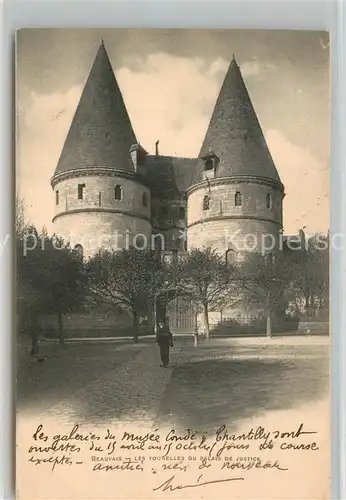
[16,28,330,499]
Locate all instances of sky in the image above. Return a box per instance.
[16,28,330,235]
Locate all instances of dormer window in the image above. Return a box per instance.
[201,149,219,177]
[203,195,210,211]
[114,185,123,201]
[266,193,272,209]
[235,191,242,207]
[205,159,214,171]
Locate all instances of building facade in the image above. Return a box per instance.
[51,42,285,332]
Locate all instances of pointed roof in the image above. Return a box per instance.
[192,56,281,184]
[53,41,137,177]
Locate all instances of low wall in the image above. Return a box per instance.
[18,311,153,339]
[196,311,302,338]
[298,321,329,334]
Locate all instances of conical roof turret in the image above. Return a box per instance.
[192,55,281,184]
[53,41,137,177]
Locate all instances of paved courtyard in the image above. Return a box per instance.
[17,335,329,431]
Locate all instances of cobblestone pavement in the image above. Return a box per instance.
[23,337,329,432]
[17,341,145,412]
[156,340,329,431]
[42,342,185,428]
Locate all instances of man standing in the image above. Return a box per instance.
[157,318,173,367]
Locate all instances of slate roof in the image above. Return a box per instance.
[53,48,282,197]
[53,41,137,177]
[145,155,197,199]
[192,56,281,185]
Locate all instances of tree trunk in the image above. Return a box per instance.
[30,326,39,357]
[133,311,139,343]
[148,298,156,336]
[57,311,65,348]
[28,311,39,356]
[203,303,210,341]
[193,333,199,348]
[305,290,311,318]
[266,308,272,339]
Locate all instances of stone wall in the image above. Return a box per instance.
[187,180,283,254]
[54,174,150,218]
[187,181,283,226]
[188,218,282,255]
[52,175,152,255]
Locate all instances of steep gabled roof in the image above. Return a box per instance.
[53,41,137,177]
[192,56,281,184]
[145,155,197,199]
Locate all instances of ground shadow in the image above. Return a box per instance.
[16,341,144,411]
[17,339,328,432]
[156,344,329,431]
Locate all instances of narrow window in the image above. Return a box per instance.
[98,192,102,207]
[78,183,85,200]
[265,253,275,274]
[142,192,148,207]
[266,193,272,209]
[178,207,185,219]
[160,206,169,217]
[114,185,122,201]
[203,195,210,211]
[235,191,242,207]
[56,190,59,205]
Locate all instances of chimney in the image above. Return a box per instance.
[155,140,160,155]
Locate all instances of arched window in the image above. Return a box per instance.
[203,195,210,211]
[266,193,272,209]
[142,192,148,207]
[153,233,163,252]
[114,185,123,201]
[56,190,59,205]
[235,191,242,207]
[225,248,234,265]
[73,244,84,260]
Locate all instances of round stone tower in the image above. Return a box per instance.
[187,56,285,260]
[51,42,151,256]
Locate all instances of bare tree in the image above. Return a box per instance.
[176,247,240,340]
[87,247,166,343]
[15,195,26,237]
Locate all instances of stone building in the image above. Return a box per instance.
[51,42,285,332]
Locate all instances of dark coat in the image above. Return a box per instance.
[157,325,173,348]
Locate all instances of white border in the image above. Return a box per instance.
[0,2,344,499]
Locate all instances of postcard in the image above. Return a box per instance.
[16,28,330,499]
